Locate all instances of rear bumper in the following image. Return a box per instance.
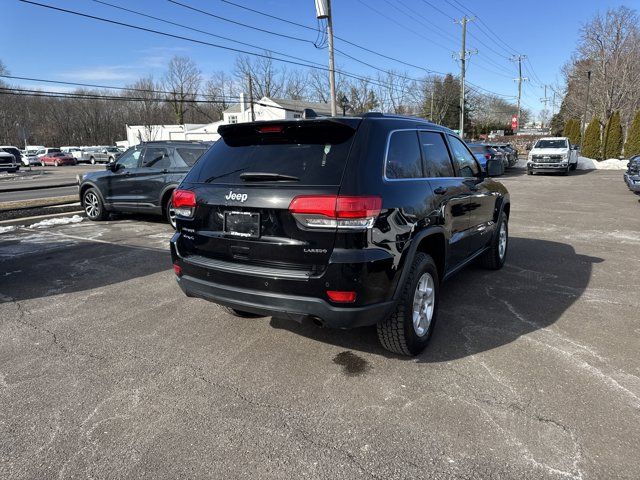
[176,274,393,329]
[170,233,396,329]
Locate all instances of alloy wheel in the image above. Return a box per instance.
[84,192,100,218]
[412,272,435,337]
[498,221,508,259]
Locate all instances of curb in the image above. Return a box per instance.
[0,210,85,228]
[0,181,77,193]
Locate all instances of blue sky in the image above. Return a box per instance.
[3,0,639,115]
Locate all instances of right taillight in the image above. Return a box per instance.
[172,189,196,218]
[485,153,491,159]
[289,195,382,230]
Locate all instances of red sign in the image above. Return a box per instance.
[511,115,518,130]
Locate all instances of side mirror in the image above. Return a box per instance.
[107,162,118,172]
[486,158,504,177]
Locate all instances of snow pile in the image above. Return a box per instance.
[29,215,84,229]
[577,156,629,170]
[0,225,17,235]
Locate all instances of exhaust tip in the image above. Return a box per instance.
[311,317,325,328]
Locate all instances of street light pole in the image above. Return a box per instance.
[580,70,592,151]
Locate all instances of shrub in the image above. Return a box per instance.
[582,117,602,160]
[603,111,623,159]
[624,110,640,157]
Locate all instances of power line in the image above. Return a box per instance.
[215,0,446,75]
[17,1,419,93]
[167,0,315,45]
[19,0,516,100]
[89,0,327,68]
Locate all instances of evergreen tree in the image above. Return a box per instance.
[582,117,602,160]
[624,110,640,157]
[563,118,581,146]
[603,112,623,159]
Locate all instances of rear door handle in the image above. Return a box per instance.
[433,186,448,195]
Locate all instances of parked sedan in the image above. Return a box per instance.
[623,154,640,193]
[40,152,78,166]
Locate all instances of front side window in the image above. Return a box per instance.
[386,130,423,179]
[447,136,479,177]
[116,148,141,169]
[419,131,454,177]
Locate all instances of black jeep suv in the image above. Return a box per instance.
[170,114,509,355]
[78,141,211,228]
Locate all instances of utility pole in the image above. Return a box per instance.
[539,85,550,128]
[580,70,592,150]
[510,55,528,133]
[247,75,255,122]
[315,0,337,116]
[551,90,556,117]
[455,16,475,138]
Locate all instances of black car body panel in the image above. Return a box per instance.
[171,115,509,329]
[78,140,211,216]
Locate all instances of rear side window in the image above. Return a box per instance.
[385,130,423,179]
[419,131,454,177]
[191,122,356,185]
[142,147,170,169]
[174,147,208,167]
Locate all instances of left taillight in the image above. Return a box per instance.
[172,189,196,218]
[289,195,382,230]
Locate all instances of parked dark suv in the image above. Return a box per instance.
[78,141,211,227]
[170,114,509,355]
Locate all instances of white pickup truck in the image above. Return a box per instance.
[527,137,578,175]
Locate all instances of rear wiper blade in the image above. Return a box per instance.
[203,167,247,183]
[239,172,300,182]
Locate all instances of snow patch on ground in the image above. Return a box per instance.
[0,225,17,235]
[577,157,628,170]
[29,215,84,229]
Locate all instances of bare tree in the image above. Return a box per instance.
[163,55,202,124]
[200,71,239,121]
[559,7,640,129]
[235,54,285,99]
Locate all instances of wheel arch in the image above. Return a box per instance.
[79,182,107,207]
[391,226,448,301]
[160,184,179,213]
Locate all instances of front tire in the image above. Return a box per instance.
[481,211,508,270]
[54,160,59,167]
[83,188,107,221]
[90,157,96,165]
[377,252,439,356]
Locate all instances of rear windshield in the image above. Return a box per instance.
[189,121,356,185]
[535,139,567,149]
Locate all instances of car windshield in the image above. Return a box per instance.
[48,148,62,154]
[468,145,485,153]
[535,140,568,149]
[106,147,119,152]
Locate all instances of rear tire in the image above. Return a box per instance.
[377,252,439,356]
[480,211,508,270]
[90,157,96,165]
[83,188,107,221]
[223,307,264,318]
[165,196,176,229]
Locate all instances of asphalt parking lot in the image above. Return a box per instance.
[1,167,639,479]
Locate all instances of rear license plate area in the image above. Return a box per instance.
[224,211,260,238]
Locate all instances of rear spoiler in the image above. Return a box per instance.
[217,118,360,147]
